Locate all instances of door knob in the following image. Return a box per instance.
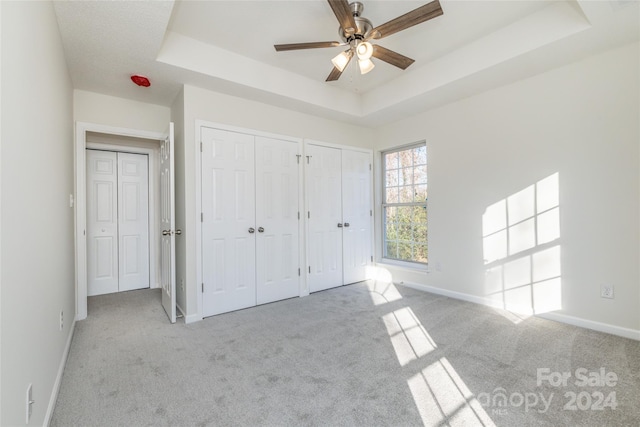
[175,229,182,235]
[248,227,255,234]
[337,223,343,228]
[162,230,171,236]
[344,223,350,227]
[258,227,264,233]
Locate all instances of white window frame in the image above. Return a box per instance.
[381,141,428,266]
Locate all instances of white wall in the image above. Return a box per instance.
[1,2,75,424]
[175,85,374,320]
[374,42,640,335]
[0,1,4,422]
[74,90,170,134]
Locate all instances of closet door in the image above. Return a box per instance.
[87,150,119,296]
[117,153,150,292]
[255,137,300,304]
[306,144,343,293]
[342,149,372,284]
[202,128,256,316]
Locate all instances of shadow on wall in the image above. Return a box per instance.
[482,173,562,321]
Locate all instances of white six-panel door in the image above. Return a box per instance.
[306,144,343,293]
[255,136,300,305]
[87,150,149,297]
[201,128,257,316]
[87,150,119,296]
[342,149,372,284]
[201,128,301,316]
[160,122,177,323]
[118,152,150,292]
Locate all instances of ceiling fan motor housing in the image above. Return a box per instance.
[339,2,372,43]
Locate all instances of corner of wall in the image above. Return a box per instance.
[1,1,75,424]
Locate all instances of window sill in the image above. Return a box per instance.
[378,258,429,273]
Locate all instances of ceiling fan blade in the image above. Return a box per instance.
[326,66,344,82]
[372,45,415,70]
[327,0,357,36]
[369,0,443,40]
[274,41,343,51]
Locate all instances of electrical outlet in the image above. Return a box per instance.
[26,383,33,423]
[601,284,614,299]
[59,310,64,331]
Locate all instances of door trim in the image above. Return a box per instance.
[75,122,164,321]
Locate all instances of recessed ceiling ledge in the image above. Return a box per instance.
[157,32,362,117]
[361,1,592,117]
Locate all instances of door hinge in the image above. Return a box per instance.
[200,141,203,152]
[306,155,312,164]
[371,255,374,262]
[298,268,301,276]
[308,266,311,274]
[201,212,204,222]
[298,211,300,220]
[370,210,373,216]
[308,211,310,219]
[369,163,372,171]
[201,283,204,293]
[296,154,301,164]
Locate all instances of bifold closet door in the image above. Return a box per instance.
[341,149,372,284]
[117,152,150,292]
[87,150,149,296]
[306,144,343,293]
[255,136,300,304]
[201,128,257,316]
[87,150,119,296]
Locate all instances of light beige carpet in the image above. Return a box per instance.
[51,282,640,426]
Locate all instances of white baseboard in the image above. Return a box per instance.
[184,313,200,324]
[176,303,200,324]
[398,281,640,341]
[536,312,640,341]
[44,319,76,426]
[176,304,201,324]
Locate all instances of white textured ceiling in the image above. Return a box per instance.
[53,0,640,126]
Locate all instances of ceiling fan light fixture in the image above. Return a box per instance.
[331,50,352,72]
[356,41,373,60]
[358,58,375,74]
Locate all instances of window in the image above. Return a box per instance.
[382,143,427,264]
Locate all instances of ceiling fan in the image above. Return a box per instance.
[274,0,444,82]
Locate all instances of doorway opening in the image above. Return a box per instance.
[75,123,167,320]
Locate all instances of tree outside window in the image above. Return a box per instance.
[383,143,427,264]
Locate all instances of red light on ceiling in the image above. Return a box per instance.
[130,75,150,87]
